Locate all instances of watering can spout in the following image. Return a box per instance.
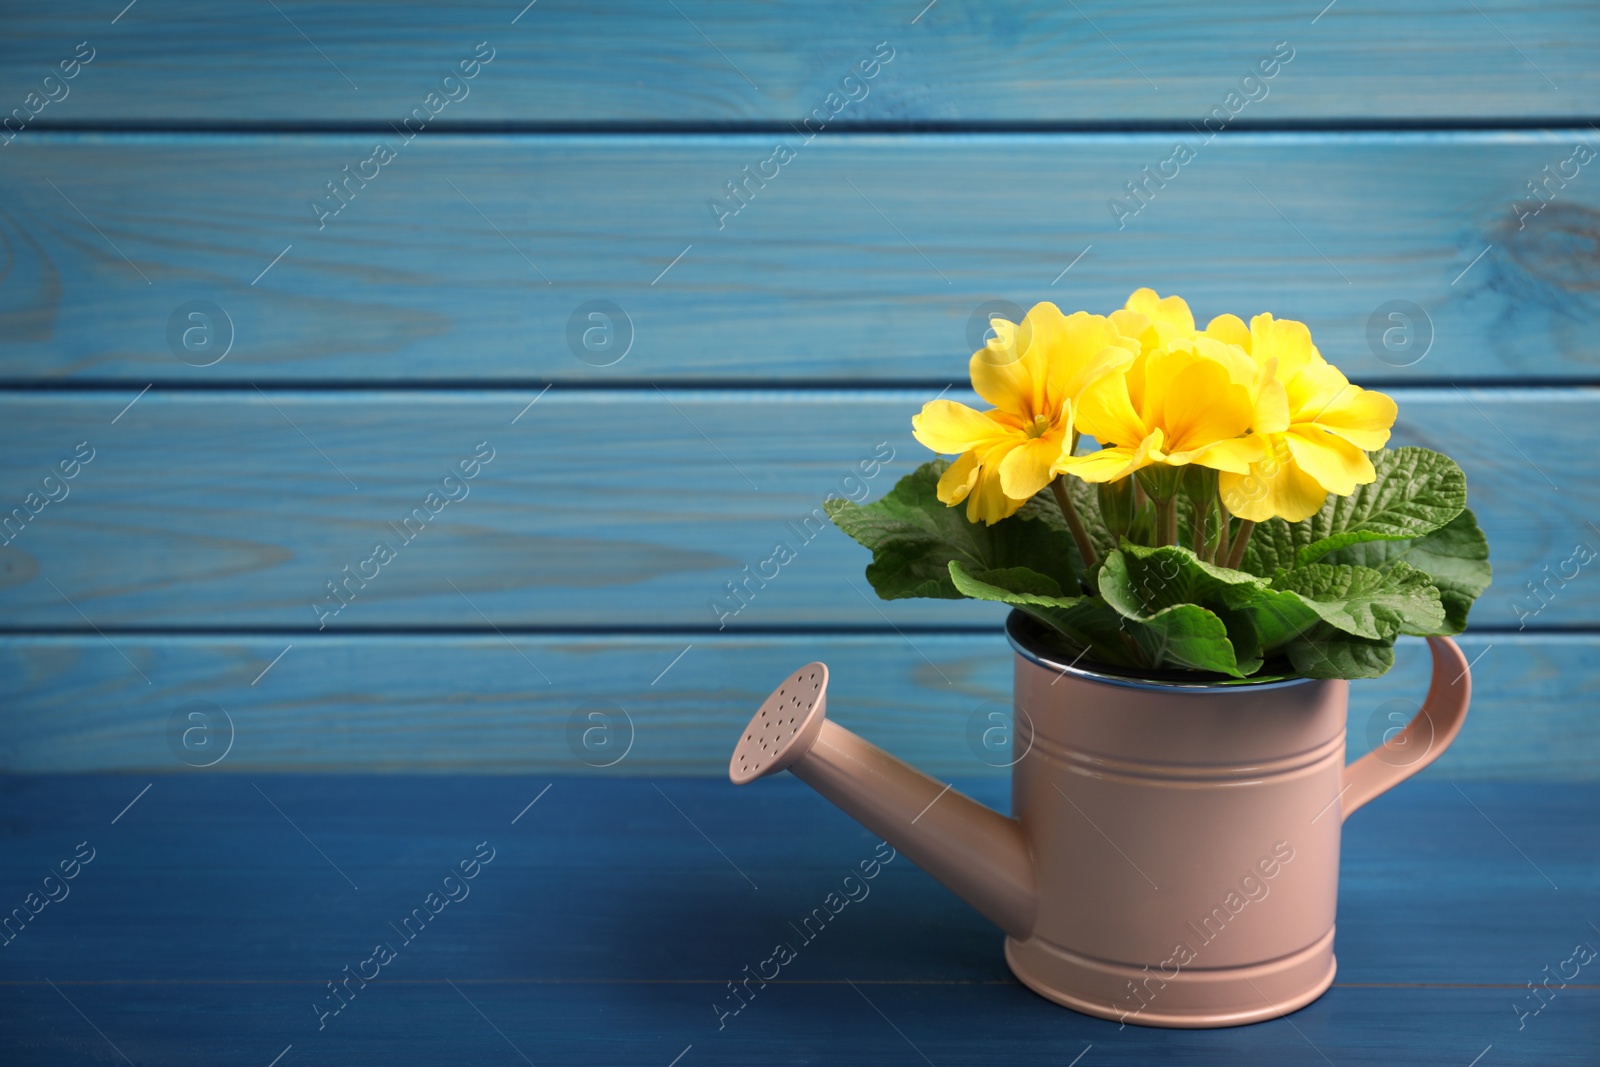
[729,663,1036,939]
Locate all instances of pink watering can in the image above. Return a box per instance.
[729,612,1471,1028]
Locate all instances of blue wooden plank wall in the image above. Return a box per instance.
[2,2,1598,777]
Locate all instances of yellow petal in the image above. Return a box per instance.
[912,399,1011,455]
[1192,335,1260,391]
[1157,356,1255,455]
[1060,313,1139,401]
[1249,313,1318,384]
[1252,374,1291,435]
[1179,433,1268,475]
[1203,313,1251,350]
[1057,430,1164,483]
[1283,358,1350,423]
[969,317,1036,415]
[1136,344,1189,422]
[1309,385,1397,451]
[1283,426,1375,496]
[1220,437,1330,522]
[1071,343,1140,405]
[967,455,1028,525]
[1072,366,1147,448]
[1016,301,1080,416]
[998,422,1071,500]
[936,450,982,505]
[1124,288,1195,335]
[1109,308,1153,350]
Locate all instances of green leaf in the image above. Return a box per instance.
[948,561,1138,667]
[1101,543,1263,612]
[961,566,1065,598]
[832,455,1480,685]
[1096,549,1252,676]
[1218,585,1326,655]
[1234,517,1300,578]
[1095,543,1322,669]
[1270,562,1447,640]
[826,461,1080,601]
[1240,447,1467,572]
[1321,509,1491,633]
[1285,625,1397,680]
[946,562,1072,609]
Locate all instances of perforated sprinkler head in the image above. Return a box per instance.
[728,662,829,785]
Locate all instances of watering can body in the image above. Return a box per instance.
[730,611,1472,1028]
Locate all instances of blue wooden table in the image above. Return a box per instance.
[2,774,1595,1065]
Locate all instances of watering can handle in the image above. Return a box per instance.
[1340,636,1472,822]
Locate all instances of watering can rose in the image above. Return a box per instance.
[833,289,1490,681]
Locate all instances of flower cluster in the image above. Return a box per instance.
[913,290,1397,542]
[829,290,1490,681]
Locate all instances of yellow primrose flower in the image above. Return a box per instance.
[1108,287,1198,354]
[1108,288,1287,432]
[1054,333,1270,485]
[911,302,1137,524]
[1205,313,1398,522]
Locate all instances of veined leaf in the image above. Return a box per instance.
[826,461,1081,601]
[1096,543,1320,666]
[1270,561,1447,640]
[1322,509,1491,633]
[1096,549,1253,676]
[947,561,1138,667]
[1240,447,1467,572]
[1101,543,1262,613]
[1285,625,1397,680]
[833,453,1483,684]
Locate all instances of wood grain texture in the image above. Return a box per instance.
[2,133,1598,383]
[0,775,1594,1065]
[1,632,1594,778]
[0,387,1584,628]
[4,0,1597,792]
[4,1,1598,126]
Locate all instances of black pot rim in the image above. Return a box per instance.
[1004,610,1318,692]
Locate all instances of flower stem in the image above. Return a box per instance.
[1212,496,1232,565]
[1224,520,1255,570]
[1157,495,1178,547]
[1050,476,1099,574]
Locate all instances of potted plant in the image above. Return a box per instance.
[728,290,1491,1027]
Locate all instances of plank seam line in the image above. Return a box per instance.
[13,118,1600,136]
